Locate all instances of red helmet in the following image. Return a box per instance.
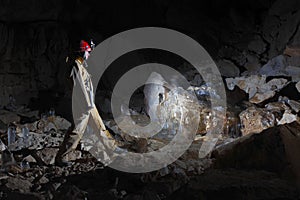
[80,40,91,52]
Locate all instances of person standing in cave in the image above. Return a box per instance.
[55,41,115,166]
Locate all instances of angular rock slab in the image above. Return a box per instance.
[226,75,288,104]
[239,106,275,136]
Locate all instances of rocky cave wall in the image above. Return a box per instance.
[0,0,300,110]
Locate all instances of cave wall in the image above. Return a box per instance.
[0,0,299,107]
[0,0,70,105]
[0,22,70,105]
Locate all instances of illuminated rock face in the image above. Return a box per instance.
[239,100,299,136]
[143,72,168,122]
[226,75,289,104]
[239,106,275,136]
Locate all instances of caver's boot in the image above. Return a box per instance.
[55,127,80,167]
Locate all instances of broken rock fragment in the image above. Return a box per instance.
[1,149,16,168]
[27,115,71,136]
[23,155,37,163]
[277,110,298,125]
[265,101,289,119]
[239,106,275,136]
[226,75,288,104]
[247,36,267,55]
[8,131,64,152]
[0,110,20,124]
[284,46,300,57]
[240,99,299,136]
[43,122,57,133]
[216,59,240,77]
[53,116,71,130]
[36,148,59,165]
[259,55,300,81]
[62,150,82,162]
[287,100,300,113]
[6,177,32,193]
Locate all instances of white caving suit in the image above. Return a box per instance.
[57,58,117,165]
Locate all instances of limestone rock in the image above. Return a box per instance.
[259,55,287,76]
[218,46,246,66]
[62,150,82,162]
[36,148,59,165]
[53,116,71,130]
[226,75,288,104]
[265,101,289,113]
[28,116,71,133]
[190,74,203,86]
[23,155,37,163]
[244,53,261,72]
[9,131,64,152]
[216,60,240,77]
[240,98,300,136]
[239,106,275,136]
[6,177,32,193]
[18,110,39,119]
[0,110,20,124]
[37,175,49,185]
[247,37,267,54]
[286,99,300,113]
[266,10,300,58]
[0,139,6,152]
[259,55,300,81]
[0,120,7,133]
[278,110,298,125]
[43,122,57,133]
[285,66,300,81]
[284,46,300,57]
[249,91,275,104]
[286,56,300,69]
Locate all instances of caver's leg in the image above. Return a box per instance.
[85,107,115,144]
[55,111,90,164]
[80,107,118,165]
